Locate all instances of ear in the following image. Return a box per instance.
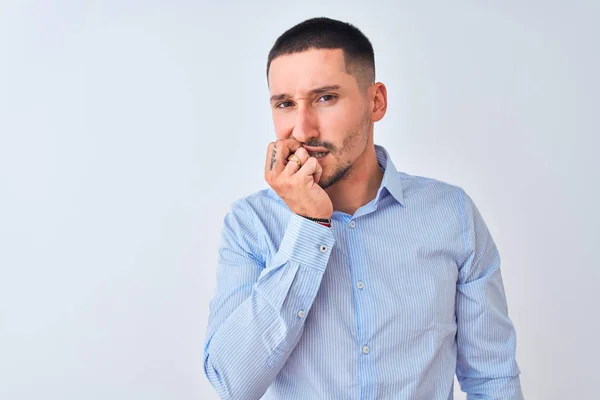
[370,82,387,122]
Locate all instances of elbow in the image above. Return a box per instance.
[204,353,234,400]
[204,352,264,400]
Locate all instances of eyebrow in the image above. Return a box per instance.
[270,85,342,103]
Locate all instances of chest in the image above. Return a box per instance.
[317,218,462,330]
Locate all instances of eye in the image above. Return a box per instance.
[317,94,337,103]
[276,101,294,109]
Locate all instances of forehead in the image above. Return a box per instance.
[268,48,354,95]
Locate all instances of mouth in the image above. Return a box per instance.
[303,146,330,160]
[307,151,329,159]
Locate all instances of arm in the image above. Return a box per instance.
[456,191,524,399]
[203,200,334,400]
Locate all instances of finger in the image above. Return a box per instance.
[294,146,310,164]
[283,146,309,176]
[271,139,303,173]
[313,157,323,184]
[296,156,321,180]
[266,140,287,174]
[265,142,277,173]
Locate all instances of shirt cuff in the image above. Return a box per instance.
[274,213,335,271]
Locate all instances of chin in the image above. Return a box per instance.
[317,175,336,190]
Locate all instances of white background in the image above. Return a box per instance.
[1,1,598,399]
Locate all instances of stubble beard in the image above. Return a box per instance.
[318,113,371,190]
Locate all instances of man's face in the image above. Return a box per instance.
[268,48,372,189]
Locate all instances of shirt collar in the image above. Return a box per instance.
[375,144,405,206]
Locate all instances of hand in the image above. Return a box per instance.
[264,139,333,219]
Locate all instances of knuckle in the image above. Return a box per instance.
[296,148,309,160]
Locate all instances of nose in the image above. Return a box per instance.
[291,105,319,143]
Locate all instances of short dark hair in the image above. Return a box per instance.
[266,17,375,90]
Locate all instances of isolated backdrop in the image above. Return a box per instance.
[1,1,599,399]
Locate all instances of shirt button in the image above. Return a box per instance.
[362,345,370,354]
[357,281,365,289]
[349,220,356,228]
[319,245,328,253]
[297,310,305,318]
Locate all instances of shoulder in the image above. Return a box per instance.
[219,188,283,262]
[228,186,286,216]
[395,171,467,203]
[222,187,290,264]
[224,186,290,235]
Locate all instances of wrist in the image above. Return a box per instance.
[298,214,331,222]
[298,214,332,228]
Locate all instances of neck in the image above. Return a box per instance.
[325,141,384,216]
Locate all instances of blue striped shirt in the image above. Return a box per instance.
[204,144,523,399]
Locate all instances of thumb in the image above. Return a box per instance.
[313,159,323,184]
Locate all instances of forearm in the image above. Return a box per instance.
[457,190,523,399]
[204,212,334,399]
[204,261,324,400]
[461,375,523,400]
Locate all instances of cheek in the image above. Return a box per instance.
[316,104,349,132]
[273,122,290,139]
[272,115,291,139]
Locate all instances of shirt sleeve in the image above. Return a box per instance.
[456,191,524,399]
[203,199,335,400]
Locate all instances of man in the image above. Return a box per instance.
[203,17,523,400]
